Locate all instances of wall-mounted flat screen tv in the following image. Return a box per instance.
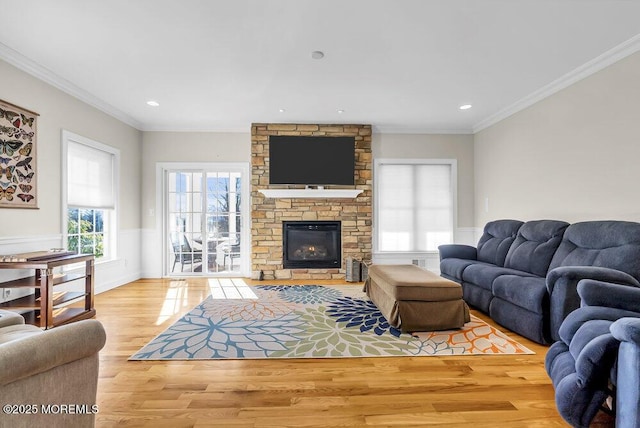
[269,136,355,185]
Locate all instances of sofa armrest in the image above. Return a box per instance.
[0,310,25,328]
[547,266,640,294]
[0,319,106,387]
[578,280,640,313]
[546,266,640,342]
[559,307,640,345]
[610,318,640,428]
[611,317,640,345]
[438,244,477,261]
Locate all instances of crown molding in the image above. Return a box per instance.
[0,42,143,130]
[473,34,640,133]
[373,125,473,135]
[140,124,250,133]
[142,123,474,135]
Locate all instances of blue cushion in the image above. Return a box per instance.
[492,275,547,313]
[440,258,475,281]
[549,220,640,281]
[545,341,574,388]
[568,320,614,362]
[476,219,523,266]
[462,264,536,291]
[504,220,569,276]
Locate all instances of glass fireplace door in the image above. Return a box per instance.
[165,168,245,276]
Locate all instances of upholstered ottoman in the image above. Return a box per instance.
[364,264,470,332]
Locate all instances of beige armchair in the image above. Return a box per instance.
[0,310,106,428]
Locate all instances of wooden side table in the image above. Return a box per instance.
[0,253,95,328]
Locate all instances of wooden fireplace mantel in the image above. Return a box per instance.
[258,189,363,199]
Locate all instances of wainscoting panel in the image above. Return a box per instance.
[0,230,142,304]
[371,227,482,274]
[457,227,482,246]
[0,234,62,303]
[372,252,442,273]
[141,228,162,278]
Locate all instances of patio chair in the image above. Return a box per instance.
[170,232,203,272]
[223,235,241,269]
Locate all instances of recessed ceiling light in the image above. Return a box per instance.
[311,51,325,60]
[279,108,286,113]
[146,100,160,107]
[337,109,344,114]
[459,104,472,110]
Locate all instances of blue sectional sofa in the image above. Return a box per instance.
[439,219,640,344]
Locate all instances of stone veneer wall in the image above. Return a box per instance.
[251,123,372,280]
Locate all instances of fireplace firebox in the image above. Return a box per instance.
[282,221,341,269]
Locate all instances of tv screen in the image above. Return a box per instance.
[269,136,355,185]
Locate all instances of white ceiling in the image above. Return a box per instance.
[1,0,640,133]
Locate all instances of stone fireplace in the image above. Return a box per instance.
[283,221,341,269]
[251,123,372,280]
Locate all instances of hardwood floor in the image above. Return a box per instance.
[93,277,599,427]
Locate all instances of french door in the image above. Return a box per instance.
[164,164,249,276]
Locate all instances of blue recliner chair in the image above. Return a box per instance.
[545,279,640,427]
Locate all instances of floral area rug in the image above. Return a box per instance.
[130,285,533,360]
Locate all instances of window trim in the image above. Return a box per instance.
[62,130,120,262]
[373,158,458,254]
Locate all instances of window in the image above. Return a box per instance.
[63,131,118,260]
[375,159,456,252]
[67,208,105,257]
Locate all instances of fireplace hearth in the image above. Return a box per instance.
[283,221,341,269]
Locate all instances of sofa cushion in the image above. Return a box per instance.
[462,263,536,291]
[440,258,476,281]
[504,220,569,277]
[549,221,640,281]
[0,324,42,346]
[476,219,523,266]
[0,311,25,328]
[492,275,548,313]
[545,341,573,388]
[568,320,614,362]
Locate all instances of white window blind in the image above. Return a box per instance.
[377,162,453,252]
[67,141,115,209]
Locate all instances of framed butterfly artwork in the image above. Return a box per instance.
[0,99,38,208]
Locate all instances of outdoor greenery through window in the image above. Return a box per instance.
[67,208,105,258]
[63,130,119,262]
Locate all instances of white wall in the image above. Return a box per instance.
[140,131,251,277]
[0,59,142,295]
[474,51,640,227]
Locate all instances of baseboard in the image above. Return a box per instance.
[95,271,141,294]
